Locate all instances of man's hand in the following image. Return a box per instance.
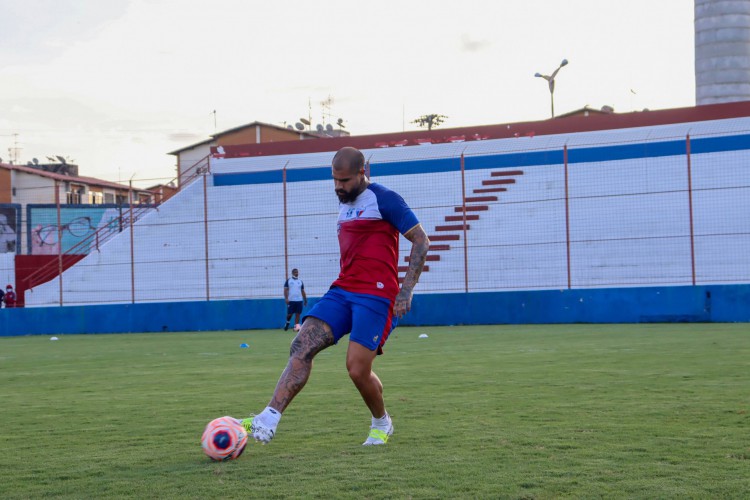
[394,288,413,318]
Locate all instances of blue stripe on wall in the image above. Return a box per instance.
[377,157,458,176]
[2,284,748,337]
[567,139,687,163]
[211,133,750,187]
[691,133,750,154]
[214,170,284,186]
[466,149,565,169]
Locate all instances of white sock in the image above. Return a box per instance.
[371,412,390,430]
[260,406,282,427]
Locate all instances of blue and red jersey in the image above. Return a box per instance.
[332,183,419,301]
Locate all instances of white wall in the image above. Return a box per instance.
[12,171,59,254]
[0,253,15,292]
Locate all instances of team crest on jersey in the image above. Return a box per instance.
[345,207,365,219]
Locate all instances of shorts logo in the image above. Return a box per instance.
[376,282,384,289]
[373,335,379,342]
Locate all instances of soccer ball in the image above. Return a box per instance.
[201,416,248,461]
[294,324,301,332]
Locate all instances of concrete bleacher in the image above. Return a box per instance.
[24,116,750,307]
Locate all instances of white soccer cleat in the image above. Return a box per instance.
[363,417,393,446]
[240,416,276,445]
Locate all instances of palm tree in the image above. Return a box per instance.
[412,114,448,131]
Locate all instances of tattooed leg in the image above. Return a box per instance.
[267,317,335,412]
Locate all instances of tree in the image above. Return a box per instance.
[411,114,448,131]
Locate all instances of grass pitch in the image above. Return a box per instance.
[1,324,749,499]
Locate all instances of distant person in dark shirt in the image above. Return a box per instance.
[283,268,307,331]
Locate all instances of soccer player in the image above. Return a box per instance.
[283,268,307,331]
[241,146,429,446]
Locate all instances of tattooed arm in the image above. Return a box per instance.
[394,223,430,318]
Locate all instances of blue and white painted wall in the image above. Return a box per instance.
[6,115,749,336]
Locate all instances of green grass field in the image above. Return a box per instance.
[1,324,749,499]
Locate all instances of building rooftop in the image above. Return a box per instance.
[212,101,750,159]
[0,162,146,192]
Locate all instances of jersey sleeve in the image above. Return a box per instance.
[284,279,289,288]
[371,184,419,235]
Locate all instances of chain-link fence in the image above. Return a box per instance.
[18,125,750,307]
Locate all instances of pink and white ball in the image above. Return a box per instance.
[201,416,248,461]
[294,324,301,332]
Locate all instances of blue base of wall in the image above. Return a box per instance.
[408,285,749,325]
[2,285,748,337]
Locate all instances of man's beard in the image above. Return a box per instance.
[336,188,360,204]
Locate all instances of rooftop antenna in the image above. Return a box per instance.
[211,110,217,134]
[308,97,312,128]
[8,133,21,164]
[321,94,334,126]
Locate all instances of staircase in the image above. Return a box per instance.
[398,169,525,284]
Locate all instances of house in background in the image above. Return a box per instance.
[168,120,349,185]
[553,105,616,119]
[0,161,153,255]
[146,182,179,204]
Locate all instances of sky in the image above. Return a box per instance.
[0,0,695,187]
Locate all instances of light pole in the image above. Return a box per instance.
[535,59,568,118]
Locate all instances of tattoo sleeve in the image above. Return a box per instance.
[401,224,430,293]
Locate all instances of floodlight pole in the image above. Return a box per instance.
[535,59,569,118]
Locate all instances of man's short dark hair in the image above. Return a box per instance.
[332,147,365,173]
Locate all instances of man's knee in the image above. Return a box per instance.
[346,352,375,383]
[347,360,371,384]
[289,318,333,361]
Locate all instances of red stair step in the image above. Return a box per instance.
[445,214,479,222]
[429,244,450,251]
[473,187,507,194]
[491,170,524,177]
[464,196,497,203]
[482,179,515,186]
[429,234,460,241]
[435,224,470,231]
[454,205,488,212]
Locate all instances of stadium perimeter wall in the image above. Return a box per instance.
[2,284,749,337]
[24,117,750,307]
[9,112,750,335]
